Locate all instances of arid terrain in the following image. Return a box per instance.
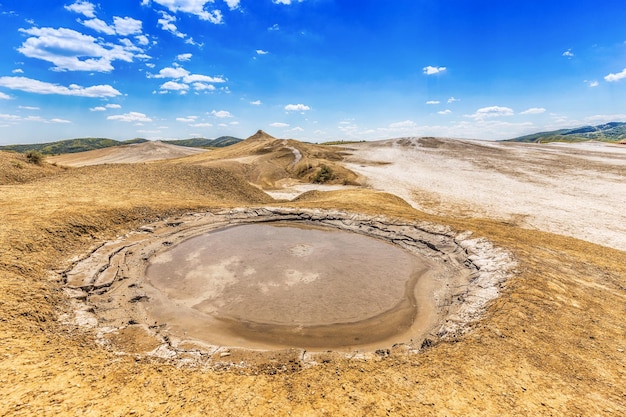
[1,131,625,416]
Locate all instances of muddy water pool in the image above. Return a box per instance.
[143,222,435,350]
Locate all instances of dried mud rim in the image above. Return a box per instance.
[59,207,516,369]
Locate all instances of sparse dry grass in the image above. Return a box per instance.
[0,139,624,416]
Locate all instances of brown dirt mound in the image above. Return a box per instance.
[174,130,360,189]
[47,141,206,167]
[0,151,64,185]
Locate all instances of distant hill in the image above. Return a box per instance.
[506,122,626,143]
[0,136,242,155]
[0,138,148,155]
[162,136,242,148]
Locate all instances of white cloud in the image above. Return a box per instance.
[211,110,233,118]
[604,68,626,82]
[184,73,226,83]
[256,49,269,55]
[250,100,262,105]
[160,81,189,91]
[285,103,310,112]
[425,100,440,105]
[224,0,240,10]
[0,114,71,124]
[291,126,304,132]
[585,80,599,87]
[177,53,192,61]
[190,122,213,127]
[176,116,197,122]
[0,76,121,97]
[12,69,24,74]
[584,114,626,124]
[113,16,143,36]
[152,0,223,23]
[18,106,39,110]
[466,106,514,120]
[0,92,11,100]
[273,0,304,4]
[107,112,152,122]
[18,27,142,72]
[423,65,446,75]
[389,120,417,129]
[64,1,96,18]
[562,49,574,58]
[157,11,186,38]
[192,82,215,91]
[268,24,280,31]
[520,107,546,115]
[447,97,460,103]
[81,18,116,35]
[270,122,289,127]
[150,66,226,84]
[438,109,452,115]
[90,104,120,111]
[135,34,150,45]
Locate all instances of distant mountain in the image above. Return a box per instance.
[506,122,626,143]
[162,136,242,148]
[0,136,242,155]
[0,138,148,155]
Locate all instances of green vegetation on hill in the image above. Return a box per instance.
[506,122,626,143]
[162,136,242,148]
[0,138,148,155]
[0,136,242,155]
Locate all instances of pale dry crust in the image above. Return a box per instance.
[59,207,516,368]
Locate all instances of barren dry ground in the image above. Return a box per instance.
[1,135,625,416]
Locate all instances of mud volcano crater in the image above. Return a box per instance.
[62,208,514,361]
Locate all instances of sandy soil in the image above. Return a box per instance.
[48,141,206,167]
[344,138,626,251]
[1,134,625,416]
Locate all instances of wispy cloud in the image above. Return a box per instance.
[152,0,223,23]
[520,107,546,115]
[584,80,599,87]
[177,53,192,61]
[211,110,233,118]
[0,76,121,97]
[423,65,446,75]
[447,97,460,103]
[107,112,152,122]
[466,106,514,120]
[0,92,11,100]
[273,0,304,5]
[425,100,440,105]
[250,100,262,106]
[562,49,574,58]
[256,49,269,55]
[285,103,310,112]
[604,68,626,82]
[270,122,289,127]
[438,109,452,115]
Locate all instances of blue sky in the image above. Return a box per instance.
[1,0,625,144]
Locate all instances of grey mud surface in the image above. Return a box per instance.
[60,208,516,367]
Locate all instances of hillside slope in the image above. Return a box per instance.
[47,141,206,167]
[172,130,360,189]
[507,121,626,142]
